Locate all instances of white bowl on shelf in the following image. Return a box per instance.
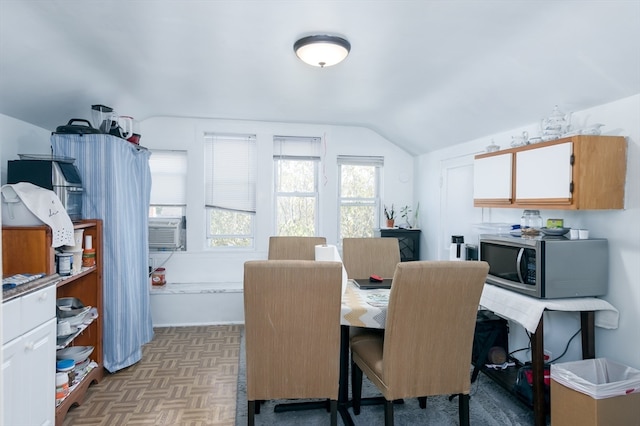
[56,346,94,363]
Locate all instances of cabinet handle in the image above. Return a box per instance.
[25,341,35,351]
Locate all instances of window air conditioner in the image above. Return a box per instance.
[148,218,181,249]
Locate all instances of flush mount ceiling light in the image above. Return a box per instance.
[294,35,351,68]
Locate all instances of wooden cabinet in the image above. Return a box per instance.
[474,135,627,210]
[2,284,57,426]
[2,219,103,425]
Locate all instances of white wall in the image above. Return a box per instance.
[141,117,415,284]
[415,94,640,370]
[0,115,52,184]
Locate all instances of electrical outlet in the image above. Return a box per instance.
[544,349,552,362]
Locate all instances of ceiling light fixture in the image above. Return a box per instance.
[294,35,351,68]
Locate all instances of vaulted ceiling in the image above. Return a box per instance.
[1,1,638,155]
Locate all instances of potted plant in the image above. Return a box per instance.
[384,204,395,228]
[400,205,413,228]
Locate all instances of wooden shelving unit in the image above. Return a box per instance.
[2,219,103,425]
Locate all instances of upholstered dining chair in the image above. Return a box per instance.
[342,237,401,279]
[350,260,490,426]
[267,236,327,260]
[243,260,343,426]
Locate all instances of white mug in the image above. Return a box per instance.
[569,229,579,240]
[579,229,589,239]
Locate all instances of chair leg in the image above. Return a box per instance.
[384,399,394,426]
[351,360,363,415]
[458,393,470,426]
[329,399,337,426]
[255,399,261,414]
[418,396,427,409]
[248,400,255,426]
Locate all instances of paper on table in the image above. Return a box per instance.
[315,244,348,295]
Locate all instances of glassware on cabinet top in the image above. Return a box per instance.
[486,139,500,152]
[541,105,572,141]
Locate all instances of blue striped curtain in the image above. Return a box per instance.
[52,133,153,372]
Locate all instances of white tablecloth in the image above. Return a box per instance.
[341,280,389,329]
[479,283,619,333]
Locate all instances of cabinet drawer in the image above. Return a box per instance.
[20,284,56,334]
[2,297,21,344]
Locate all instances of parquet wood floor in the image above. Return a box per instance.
[62,325,242,426]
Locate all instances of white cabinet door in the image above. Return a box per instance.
[2,285,56,426]
[23,318,56,426]
[473,153,512,200]
[2,336,22,426]
[516,142,573,200]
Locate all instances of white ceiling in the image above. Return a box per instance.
[1,0,639,155]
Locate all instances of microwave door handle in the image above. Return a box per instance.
[516,248,526,284]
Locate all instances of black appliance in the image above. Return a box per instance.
[7,156,83,220]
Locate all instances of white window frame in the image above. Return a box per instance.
[148,149,188,250]
[337,155,383,239]
[273,136,321,236]
[204,133,257,248]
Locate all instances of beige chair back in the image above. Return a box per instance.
[342,237,401,279]
[382,261,489,399]
[267,236,327,260]
[243,260,342,400]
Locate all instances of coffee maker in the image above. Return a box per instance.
[449,235,466,261]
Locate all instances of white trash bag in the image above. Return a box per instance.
[551,358,640,399]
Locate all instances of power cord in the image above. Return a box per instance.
[548,328,581,364]
[148,246,182,277]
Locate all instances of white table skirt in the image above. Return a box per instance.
[479,283,619,333]
[340,280,620,333]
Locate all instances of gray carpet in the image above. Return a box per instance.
[235,334,545,425]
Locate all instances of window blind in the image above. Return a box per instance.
[204,133,257,213]
[273,135,322,160]
[337,155,384,166]
[149,150,187,205]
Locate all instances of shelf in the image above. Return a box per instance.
[56,311,98,349]
[55,363,102,425]
[2,219,104,426]
[56,266,96,288]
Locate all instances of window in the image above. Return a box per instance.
[149,150,187,250]
[204,133,257,248]
[338,155,383,239]
[273,136,321,236]
[149,150,187,217]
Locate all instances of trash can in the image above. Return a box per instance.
[550,358,640,426]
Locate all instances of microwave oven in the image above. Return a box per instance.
[479,234,608,299]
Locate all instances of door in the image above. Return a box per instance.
[440,155,482,259]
